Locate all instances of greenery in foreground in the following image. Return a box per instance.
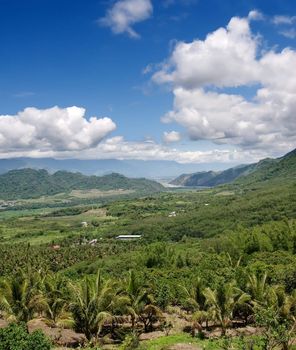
[0,169,296,348]
[0,323,51,350]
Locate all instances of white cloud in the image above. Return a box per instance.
[279,28,296,39]
[163,131,181,143]
[273,15,296,25]
[0,136,264,164]
[152,11,296,155]
[272,15,296,39]
[99,0,153,38]
[153,15,260,88]
[248,10,264,21]
[0,120,269,165]
[0,106,116,153]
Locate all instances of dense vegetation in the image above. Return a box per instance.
[0,169,164,200]
[170,164,255,187]
[0,323,51,350]
[0,149,296,349]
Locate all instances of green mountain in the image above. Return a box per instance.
[0,169,164,200]
[170,148,296,187]
[170,163,257,187]
[235,148,296,186]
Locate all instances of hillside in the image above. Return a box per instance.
[170,163,257,187]
[170,148,296,187]
[0,169,164,200]
[235,148,296,186]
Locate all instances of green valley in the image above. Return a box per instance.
[0,149,296,349]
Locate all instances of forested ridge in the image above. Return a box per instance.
[0,169,164,200]
[171,148,296,187]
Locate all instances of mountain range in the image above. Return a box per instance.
[1,148,295,200]
[0,169,164,200]
[0,158,238,179]
[170,148,296,187]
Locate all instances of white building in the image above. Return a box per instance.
[116,235,142,241]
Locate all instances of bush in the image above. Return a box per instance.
[0,323,52,350]
[120,332,139,350]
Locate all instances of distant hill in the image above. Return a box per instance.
[0,157,239,179]
[170,163,257,187]
[170,148,296,187]
[0,169,164,200]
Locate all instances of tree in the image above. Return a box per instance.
[0,272,46,323]
[247,273,270,306]
[204,282,250,336]
[70,270,128,339]
[181,277,210,336]
[42,274,74,328]
[125,270,162,332]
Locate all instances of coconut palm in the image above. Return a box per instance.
[124,270,162,332]
[69,270,128,340]
[0,271,46,323]
[125,270,142,329]
[181,277,206,313]
[181,278,210,336]
[42,273,74,328]
[203,282,250,336]
[247,273,270,306]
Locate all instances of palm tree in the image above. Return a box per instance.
[247,273,270,306]
[203,282,250,336]
[0,271,46,323]
[69,270,128,340]
[182,277,206,313]
[42,274,74,328]
[181,278,209,336]
[125,270,142,329]
[124,270,162,332]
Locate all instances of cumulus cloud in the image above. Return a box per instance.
[99,0,153,38]
[163,131,181,143]
[153,16,260,88]
[152,11,296,154]
[0,122,268,165]
[8,136,262,164]
[84,137,270,164]
[0,106,116,153]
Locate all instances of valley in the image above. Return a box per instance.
[0,149,296,349]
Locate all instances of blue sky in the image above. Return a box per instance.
[0,0,295,166]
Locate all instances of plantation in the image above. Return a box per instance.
[0,163,296,349]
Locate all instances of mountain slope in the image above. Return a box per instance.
[235,148,296,186]
[170,163,257,187]
[170,148,296,187]
[0,169,164,200]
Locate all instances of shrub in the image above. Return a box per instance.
[0,323,52,350]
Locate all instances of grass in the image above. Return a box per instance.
[69,189,134,198]
[137,334,219,350]
[137,334,296,350]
